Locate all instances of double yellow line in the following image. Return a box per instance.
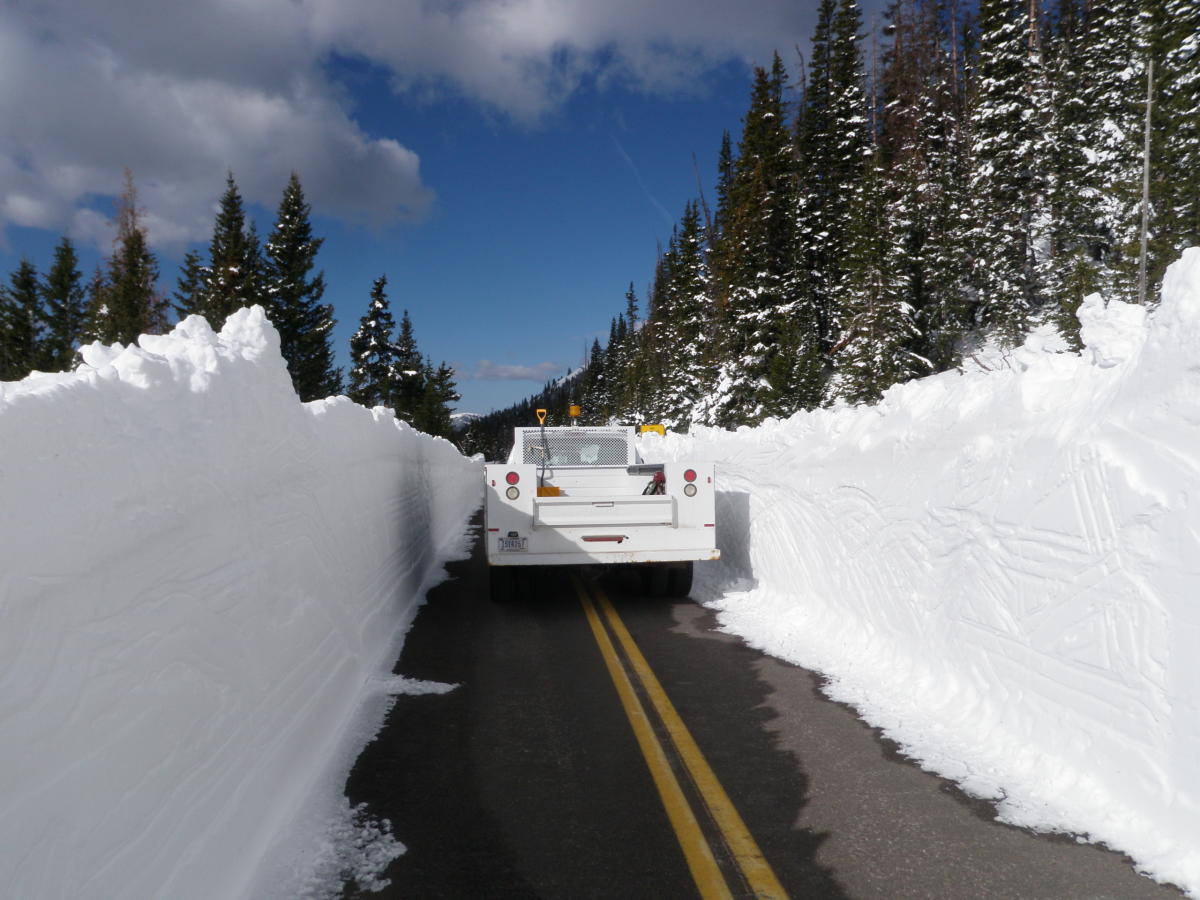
[575,577,788,900]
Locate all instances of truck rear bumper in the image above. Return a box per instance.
[487,547,721,566]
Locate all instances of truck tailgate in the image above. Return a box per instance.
[534,495,674,528]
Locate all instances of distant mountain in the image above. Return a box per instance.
[450,412,482,433]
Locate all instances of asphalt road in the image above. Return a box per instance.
[341,531,1184,899]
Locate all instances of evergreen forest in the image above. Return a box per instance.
[459,0,1199,461]
[3,0,1197,458]
[0,170,459,439]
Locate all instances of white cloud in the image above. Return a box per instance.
[0,0,825,248]
[310,0,817,119]
[472,360,564,381]
[0,2,432,249]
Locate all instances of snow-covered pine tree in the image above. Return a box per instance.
[796,0,838,338]
[265,173,341,400]
[630,247,673,423]
[1077,0,1143,301]
[706,53,798,426]
[0,260,42,380]
[1143,0,1200,291]
[879,0,973,371]
[964,0,1046,346]
[348,274,398,408]
[1038,0,1094,347]
[659,200,713,429]
[40,237,86,371]
[836,151,922,404]
[792,0,870,404]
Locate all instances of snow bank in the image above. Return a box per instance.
[642,248,1200,896]
[0,309,481,899]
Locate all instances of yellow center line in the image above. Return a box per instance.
[575,579,733,900]
[594,586,790,900]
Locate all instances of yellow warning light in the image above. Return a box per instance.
[536,408,547,425]
[568,405,581,419]
[639,424,666,436]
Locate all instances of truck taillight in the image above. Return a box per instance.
[506,471,520,485]
[683,469,697,482]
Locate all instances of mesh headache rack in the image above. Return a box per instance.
[517,427,633,467]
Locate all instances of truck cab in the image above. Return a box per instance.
[483,423,719,600]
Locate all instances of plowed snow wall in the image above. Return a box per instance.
[0,308,481,899]
[642,249,1200,893]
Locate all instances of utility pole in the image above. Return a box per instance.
[1138,58,1153,306]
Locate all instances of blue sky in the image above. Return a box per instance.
[0,1,886,414]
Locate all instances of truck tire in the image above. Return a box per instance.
[642,564,670,598]
[489,566,516,603]
[666,561,693,598]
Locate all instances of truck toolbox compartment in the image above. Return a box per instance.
[534,495,675,527]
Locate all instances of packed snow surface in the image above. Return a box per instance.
[0,308,481,899]
[642,248,1200,897]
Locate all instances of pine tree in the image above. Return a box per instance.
[266,172,341,400]
[964,0,1046,346]
[883,0,974,370]
[0,284,12,380]
[1077,0,1143,300]
[202,172,252,325]
[616,285,644,418]
[87,171,162,345]
[659,201,713,427]
[80,267,108,344]
[624,281,639,331]
[707,53,800,425]
[1038,0,1094,347]
[605,314,628,420]
[713,130,735,236]
[390,309,425,424]
[242,222,268,311]
[40,237,86,371]
[173,250,206,320]
[796,0,869,356]
[836,151,922,403]
[0,260,42,380]
[582,337,610,421]
[348,275,398,408]
[419,361,460,438]
[791,0,870,405]
[103,226,161,344]
[1143,0,1200,291]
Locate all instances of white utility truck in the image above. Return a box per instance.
[483,411,720,601]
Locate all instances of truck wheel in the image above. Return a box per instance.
[489,566,516,603]
[642,564,670,598]
[666,561,693,598]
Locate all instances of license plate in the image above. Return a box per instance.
[498,536,527,552]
